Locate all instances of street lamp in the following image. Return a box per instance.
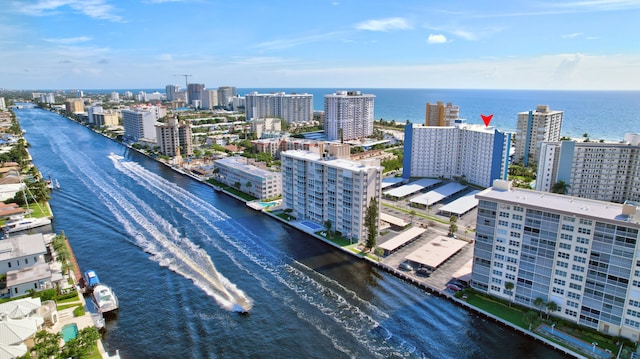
[551,323,555,334]
[592,342,598,352]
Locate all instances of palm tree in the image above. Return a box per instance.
[546,301,558,320]
[324,219,332,239]
[533,297,546,318]
[551,180,570,194]
[504,282,515,307]
[523,310,538,331]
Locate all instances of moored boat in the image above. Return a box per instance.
[92,284,119,314]
[2,216,52,234]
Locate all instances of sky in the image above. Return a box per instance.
[1,0,640,90]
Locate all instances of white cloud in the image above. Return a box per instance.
[43,36,92,44]
[254,32,344,51]
[427,34,447,44]
[11,0,123,22]
[562,32,583,39]
[355,17,412,32]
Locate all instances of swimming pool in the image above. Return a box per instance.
[61,323,79,343]
[300,220,324,231]
[538,324,611,358]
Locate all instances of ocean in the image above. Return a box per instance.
[83,88,640,141]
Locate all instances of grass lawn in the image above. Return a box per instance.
[28,202,51,217]
[57,296,81,305]
[56,303,83,311]
[465,292,529,329]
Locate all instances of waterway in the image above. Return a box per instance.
[14,105,565,358]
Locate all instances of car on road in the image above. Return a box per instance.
[398,262,413,271]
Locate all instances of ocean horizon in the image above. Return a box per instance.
[71,88,640,141]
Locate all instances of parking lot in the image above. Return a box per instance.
[377,193,478,292]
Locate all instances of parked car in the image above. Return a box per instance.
[398,262,413,271]
[416,268,431,277]
[446,283,462,292]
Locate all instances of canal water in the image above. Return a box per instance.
[15,105,565,358]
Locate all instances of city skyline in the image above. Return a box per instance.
[2,0,640,90]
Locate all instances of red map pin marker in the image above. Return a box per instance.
[481,114,493,127]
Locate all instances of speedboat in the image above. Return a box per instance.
[83,270,100,292]
[92,284,119,314]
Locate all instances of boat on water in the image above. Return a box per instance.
[83,270,100,292]
[2,216,52,234]
[92,284,119,314]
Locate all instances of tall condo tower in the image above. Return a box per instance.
[425,101,459,126]
[515,105,563,167]
[324,90,375,141]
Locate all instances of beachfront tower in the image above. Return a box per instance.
[515,105,563,167]
[425,101,459,127]
[324,91,375,141]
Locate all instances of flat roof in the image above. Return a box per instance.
[381,177,406,189]
[477,182,640,226]
[282,150,381,172]
[0,233,46,261]
[410,182,467,206]
[438,190,481,215]
[7,262,51,286]
[215,156,280,179]
[383,178,441,198]
[452,259,474,282]
[405,236,467,269]
[379,227,426,252]
[379,212,409,227]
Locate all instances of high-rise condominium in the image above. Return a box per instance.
[324,91,375,141]
[245,92,313,123]
[425,101,459,126]
[472,179,640,341]
[536,134,640,203]
[515,105,563,167]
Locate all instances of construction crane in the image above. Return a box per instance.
[173,74,192,88]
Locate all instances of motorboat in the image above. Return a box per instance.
[83,270,100,292]
[92,284,119,314]
[2,216,52,234]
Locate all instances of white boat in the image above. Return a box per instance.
[2,216,52,234]
[92,284,119,314]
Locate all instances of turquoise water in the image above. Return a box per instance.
[538,324,611,358]
[257,201,277,208]
[61,323,78,343]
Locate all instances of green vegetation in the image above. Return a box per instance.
[364,197,379,250]
[31,326,102,359]
[551,180,570,194]
[508,164,536,189]
[73,305,85,317]
[381,149,403,173]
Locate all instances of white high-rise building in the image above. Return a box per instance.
[201,89,219,110]
[324,91,375,141]
[473,179,640,341]
[403,123,512,188]
[110,92,120,102]
[122,109,157,141]
[165,85,181,101]
[536,134,640,203]
[0,97,5,111]
[217,86,237,109]
[86,105,103,125]
[245,92,313,123]
[281,148,382,242]
[515,105,563,167]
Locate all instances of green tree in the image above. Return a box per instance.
[233,181,241,189]
[32,330,62,358]
[533,297,546,318]
[504,281,515,307]
[324,219,332,239]
[448,215,458,237]
[364,197,379,250]
[546,301,558,320]
[523,310,538,331]
[551,180,570,194]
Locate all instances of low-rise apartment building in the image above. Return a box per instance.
[213,156,282,200]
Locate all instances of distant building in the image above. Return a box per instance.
[515,105,563,167]
[165,85,181,102]
[201,89,219,110]
[536,134,640,203]
[86,105,103,125]
[248,117,282,139]
[425,101,459,126]
[64,99,84,114]
[110,92,120,102]
[187,83,205,106]
[324,90,375,141]
[214,156,282,200]
[281,148,382,242]
[122,109,157,141]
[0,97,5,111]
[473,179,640,342]
[217,86,237,109]
[403,123,512,188]
[94,110,119,128]
[245,92,313,123]
[155,117,193,157]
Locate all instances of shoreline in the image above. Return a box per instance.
[39,104,584,358]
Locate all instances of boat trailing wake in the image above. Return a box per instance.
[94,153,253,312]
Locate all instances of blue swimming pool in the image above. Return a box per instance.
[538,324,611,358]
[61,323,79,343]
[300,220,323,231]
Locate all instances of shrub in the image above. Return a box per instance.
[72,305,85,317]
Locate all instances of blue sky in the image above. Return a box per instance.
[2,0,639,90]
